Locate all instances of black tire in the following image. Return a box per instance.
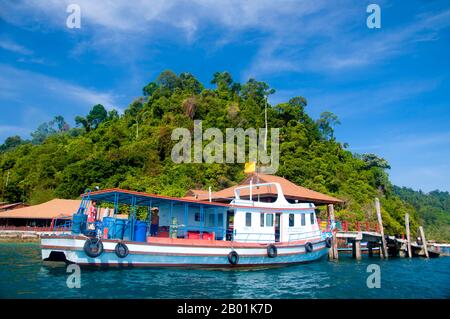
[267,244,278,258]
[325,237,332,248]
[305,242,313,253]
[115,242,129,258]
[228,251,239,265]
[83,238,103,258]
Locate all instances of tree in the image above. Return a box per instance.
[50,115,69,132]
[240,78,275,103]
[179,72,203,94]
[87,104,107,129]
[31,122,55,144]
[360,153,391,169]
[75,104,108,131]
[0,136,25,152]
[316,111,340,140]
[143,82,158,97]
[156,70,181,93]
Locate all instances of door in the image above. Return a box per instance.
[226,210,234,241]
[275,213,282,242]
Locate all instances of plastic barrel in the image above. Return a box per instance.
[72,214,87,234]
[114,219,126,240]
[122,220,132,241]
[134,221,148,242]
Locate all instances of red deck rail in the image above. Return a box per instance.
[318,219,379,233]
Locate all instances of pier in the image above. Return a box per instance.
[323,198,434,260]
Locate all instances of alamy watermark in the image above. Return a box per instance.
[366,264,381,288]
[171,120,279,174]
[66,264,81,288]
[66,4,81,29]
[367,4,381,29]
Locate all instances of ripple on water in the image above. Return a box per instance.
[0,243,449,298]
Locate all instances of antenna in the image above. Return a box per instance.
[264,95,268,151]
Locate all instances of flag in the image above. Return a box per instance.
[244,162,256,174]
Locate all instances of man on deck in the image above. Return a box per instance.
[150,208,159,236]
[87,201,98,230]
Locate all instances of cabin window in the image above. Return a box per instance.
[310,213,315,225]
[208,213,223,226]
[301,214,306,226]
[246,212,252,227]
[260,213,265,227]
[195,212,204,222]
[266,213,274,227]
[289,214,295,227]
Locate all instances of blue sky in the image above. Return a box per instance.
[0,0,449,192]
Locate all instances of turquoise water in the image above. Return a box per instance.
[0,242,449,299]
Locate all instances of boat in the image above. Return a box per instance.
[430,243,450,256]
[411,243,440,258]
[41,181,332,268]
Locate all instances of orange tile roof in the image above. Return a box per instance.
[0,199,81,219]
[183,189,211,200]
[192,174,343,205]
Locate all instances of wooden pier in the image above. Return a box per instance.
[325,198,436,260]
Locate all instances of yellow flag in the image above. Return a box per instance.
[244,162,256,174]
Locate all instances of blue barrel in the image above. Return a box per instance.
[72,214,87,234]
[122,220,132,241]
[114,219,127,240]
[134,221,148,242]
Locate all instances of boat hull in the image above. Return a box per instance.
[41,235,329,268]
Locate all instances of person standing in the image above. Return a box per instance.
[87,201,98,230]
[150,208,159,236]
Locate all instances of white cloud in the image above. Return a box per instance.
[0,39,33,55]
[0,64,121,112]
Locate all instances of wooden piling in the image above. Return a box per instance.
[354,240,362,260]
[367,241,373,257]
[405,213,412,258]
[328,204,338,260]
[419,226,429,258]
[375,198,388,259]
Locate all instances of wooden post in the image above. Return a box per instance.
[405,213,412,258]
[419,226,429,258]
[375,198,388,259]
[368,241,373,257]
[328,204,338,260]
[352,240,361,260]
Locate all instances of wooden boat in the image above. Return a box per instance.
[41,182,331,268]
[411,243,440,258]
[430,243,450,257]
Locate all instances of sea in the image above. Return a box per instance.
[0,242,449,299]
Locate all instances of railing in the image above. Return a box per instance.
[287,230,322,242]
[0,226,60,232]
[317,218,380,233]
[232,231,275,243]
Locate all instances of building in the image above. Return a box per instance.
[184,173,343,205]
[0,199,81,229]
[0,202,29,212]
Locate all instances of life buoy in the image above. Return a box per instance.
[325,237,332,248]
[228,251,239,265]
[83,238,103,258]
[267,244,278,258]
[305,242,313,253]
[115,242,129,258]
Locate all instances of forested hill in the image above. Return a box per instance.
[0,70,447,240]
[393,186,450,242]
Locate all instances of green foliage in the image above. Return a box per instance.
[0,136,27,152]
[0,70,446,241]
[75,104,108,132]
[316,111,340,140]
[393,186,450,242]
